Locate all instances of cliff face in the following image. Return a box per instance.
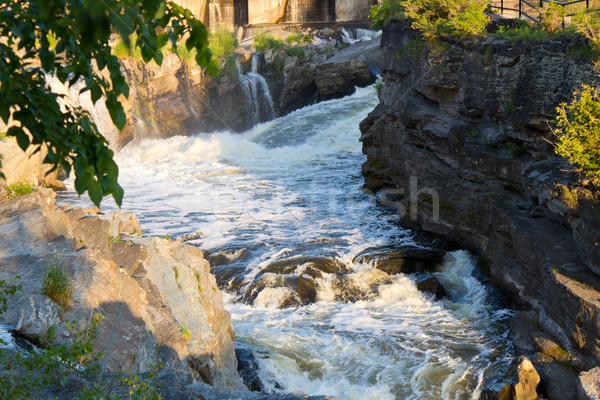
[361,20,600,397]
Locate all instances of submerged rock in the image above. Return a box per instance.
[353,246,445,275]
[415,276,446,300]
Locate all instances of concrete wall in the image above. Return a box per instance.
[336,0,374,22]
[248,0,286,24]
[172,0,375,26]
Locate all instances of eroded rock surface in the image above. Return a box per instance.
[361,19,600,396]
[0,189,244,390]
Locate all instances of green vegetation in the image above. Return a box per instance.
[285,46,306,59]
[209,25,239,59]
[370,0,490,38]
[180,323,192,341]
[112,34,143,60]
[41,258,74,310]
[0,131,9,140]
[501,140,526,157]
[555,85,600,180]
[0,0,217,207]
[254,32,287,52]
[286,31,313,45]
[3,180,36,199]
[225,55,240,80]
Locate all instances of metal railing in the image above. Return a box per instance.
[489,0,598,23]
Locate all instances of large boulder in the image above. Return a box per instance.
[578,368,600,400]
[0,189,245,390]
[480,356,541,400]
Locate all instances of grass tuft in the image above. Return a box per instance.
[42,258,74,310]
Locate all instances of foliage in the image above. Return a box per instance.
[254,33,286,52]
[540,2,567,34]
[285,46,306,59]
[180,323,192,341]
[224,55,240,80]
[41,258,74,310]
[209,25,239,59]
[112,34,143,60]
[370,0,489,38]
[374,77,385,94]
[0,131,8,140]
[286,31,312,44]
[501,140,526,157]
[3,180,36,199]
[0,314,103,399]
[573,9,600,58]
[0,0,218,207]
[555,85,600,179]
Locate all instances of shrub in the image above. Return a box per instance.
[0,131,7,140]
[112,34,143,60]
[41,259,74,310]
[254,32,286,52]
[3,180,36,199]
[224,54,240,79]
[180,323,192,341]
[176,42,198,62]
[555,85,600,180]
[370,0,489,38]
[209,25,239,59]
[573,9,600,59]
[285,46,306,59]
[540,2,567,34]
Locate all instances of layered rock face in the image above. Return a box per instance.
[0,188,245,390]
[361,20,600,397]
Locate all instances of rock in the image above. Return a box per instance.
[578,367,600,400]
[207,248,251,267]
[0,140,57,186]
[315,58,376,101]
[235,348,263,392]
[362,19,600,371]
[260,256,348,276]
[353,246,445,275]
[46,179,67,191]
[0,189,245,391]
[415,276,446,299]
[480,356,541,400]
[298,275,318,304]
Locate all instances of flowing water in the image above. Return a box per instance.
[59,85,514,399]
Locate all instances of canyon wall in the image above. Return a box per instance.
[361,20,600,399]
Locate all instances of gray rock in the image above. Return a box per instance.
[578,367,600,400]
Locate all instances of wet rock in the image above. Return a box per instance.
[236,348,264,392]
[480,356,541,400]
[47,180,67,191]
[578,367,600,400]
[208,248,252,266]
[415,276,446,300]
[298,275,318,304]
[3,294,63,341]
[332,276,370,303]
[260,256,348,276]
[353,246,445,275]
[315,58,376,101]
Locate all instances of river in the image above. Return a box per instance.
[59,85,514,399]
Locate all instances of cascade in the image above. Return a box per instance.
[238,55,275,125]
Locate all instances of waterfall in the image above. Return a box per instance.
[238,55,275,125]
[341,28,382,44]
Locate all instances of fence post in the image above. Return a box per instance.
[587,0,590,9]
[501,0,504,13]
[519,0,522,19]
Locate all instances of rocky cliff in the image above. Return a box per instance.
[361,20,600,399]
[0,187,245,391]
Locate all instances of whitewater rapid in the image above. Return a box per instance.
[59,85,514,399]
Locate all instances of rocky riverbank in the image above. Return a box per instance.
[0,140,342,399]
[361,19,600,399]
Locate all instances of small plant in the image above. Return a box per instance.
[224,54,240,80]
[164,233,171,241]
[41,258,74,310]
[271,53,285,72]
[540,2,566,34]
[3,180,36,199]
[209,24,239,59]
[374,77,385,94]
[180,323,192,341]
[198,284,203,293]
[0,131,9,140]
[285,46,306,59]
[173,266,182,290]
[108,235,121,249]
[176,42,198,62]
[502,140,526,157]
[254,32,286,52]
[465,130,479,137]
